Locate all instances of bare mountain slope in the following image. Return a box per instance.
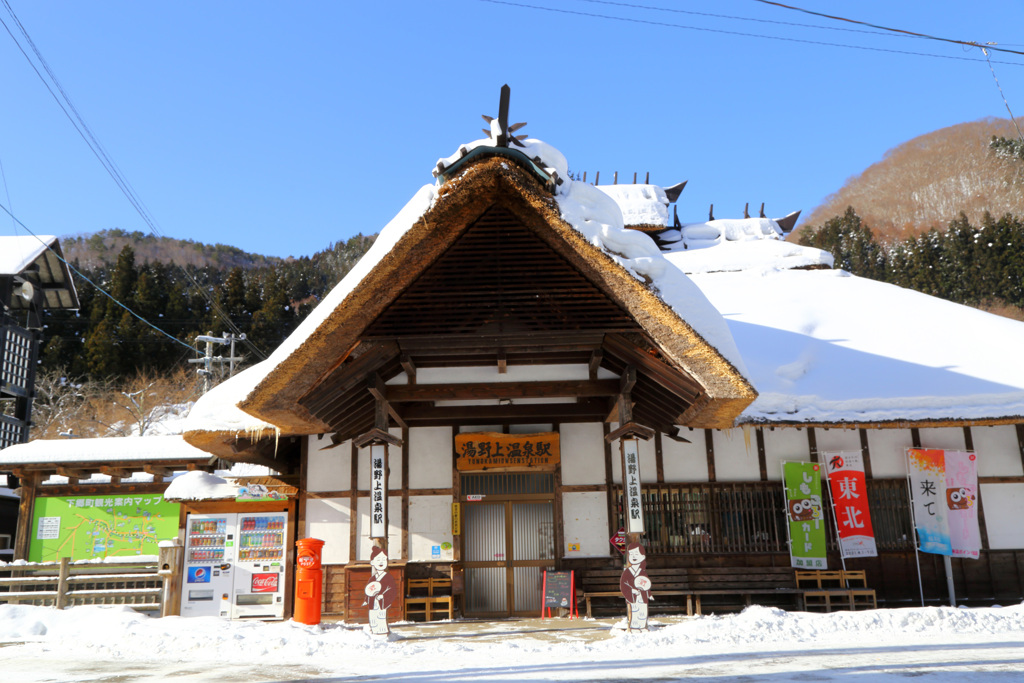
[800,117,1024,239]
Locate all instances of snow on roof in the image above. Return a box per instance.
[184,362,278,437]
[0,435,212,465]
[554,175,747,374]
[196,138,752,432]
[690,266,1024,424]
[163,470,238,501]
[663,218,833,274]
[0,235,56,275]
[595,184,670,227]
[183,184,438,436]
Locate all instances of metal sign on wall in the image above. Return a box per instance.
[455,432,560,471]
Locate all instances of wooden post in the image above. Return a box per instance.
[158,538,184,617]
[13,472,37,561]
[56,556,71,609]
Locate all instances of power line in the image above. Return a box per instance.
[578,0,917,39]
[0,2,268,361]
[751,0,1024,58]
[477,0,1024,66]
[0,200,198,354]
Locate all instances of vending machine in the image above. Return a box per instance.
[180,513,236,618]
[231,512,287,619]
[180,511,288,620]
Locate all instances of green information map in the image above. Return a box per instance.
[29,494,180,562]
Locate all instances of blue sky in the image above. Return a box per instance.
[1,1,1022,259]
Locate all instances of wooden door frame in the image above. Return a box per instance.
[460,494,555,617]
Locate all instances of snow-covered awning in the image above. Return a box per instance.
[0,435,214,479]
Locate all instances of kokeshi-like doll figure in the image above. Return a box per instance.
[620,542,651,631]
[364,546,397,635]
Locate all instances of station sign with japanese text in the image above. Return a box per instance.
[455,432,560,471]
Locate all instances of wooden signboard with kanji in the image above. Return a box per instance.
[455,432,560,471]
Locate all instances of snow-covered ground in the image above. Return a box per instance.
[2,603,1023,681]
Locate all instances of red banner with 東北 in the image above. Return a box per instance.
[823,451,877,558]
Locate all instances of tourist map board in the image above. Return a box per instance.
[29,494,180,562]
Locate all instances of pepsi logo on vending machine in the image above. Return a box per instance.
[252,573,279,593]
[188,566,210,584]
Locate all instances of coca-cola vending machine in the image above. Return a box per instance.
[231,512,287,619]
[180,511,288,620]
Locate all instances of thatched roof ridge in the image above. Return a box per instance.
[232,156,754,433]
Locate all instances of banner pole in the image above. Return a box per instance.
[905,449,926,607]
[943,556,956,607]
[824,463,848,578]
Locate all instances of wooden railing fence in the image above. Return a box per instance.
[0,540,183,616]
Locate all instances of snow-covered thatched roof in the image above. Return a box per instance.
[182,129,1024,445]
[184,136,758,454]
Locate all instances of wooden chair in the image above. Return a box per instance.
[841,570,877,609]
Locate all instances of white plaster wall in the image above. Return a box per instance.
[356,428,403,491]
[712,429,759,481]
[510,423,554,434]
[762,428,811,481]
[305,498,351,565]
[306,434,351,492]
[865,429,913,478]
[813,427,862,454]
[409,426,453,489]
[355,495,403,561]
[970,426,1023,477]
[407,495,455,562]
[980,483,1024,549]
[418,364,593,384]
[917,427,966,452]
[662,428,709,482]
[562,492,611,558]
[458,425,503,434]
[561,422,606,486]
[609,424,657,485]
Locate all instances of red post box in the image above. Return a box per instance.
[294,538,325,625]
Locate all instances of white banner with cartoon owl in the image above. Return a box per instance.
[944,450,981,560]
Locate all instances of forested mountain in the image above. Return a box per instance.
[40,231,376,378]
[799,117,1023,240]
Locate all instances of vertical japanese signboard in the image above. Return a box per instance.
[907,448,981,559]
[370,443,387,538]
[622,439,644,534]
[906,448,951,555]
[823,451,877,558]
[782,461,827,569]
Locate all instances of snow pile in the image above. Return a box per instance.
[2,603,1023,678]
[162,470,239,501]
[595,184,670,226]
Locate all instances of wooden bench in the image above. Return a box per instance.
[578,566,803,617]
[796,570,877,612]
[404,577,454,622]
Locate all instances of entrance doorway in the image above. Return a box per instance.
[461,473,555,617]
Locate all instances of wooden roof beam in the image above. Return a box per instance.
[56,466,89,481]
[388,379,619,403]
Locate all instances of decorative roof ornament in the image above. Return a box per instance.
[481,84,527,148]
